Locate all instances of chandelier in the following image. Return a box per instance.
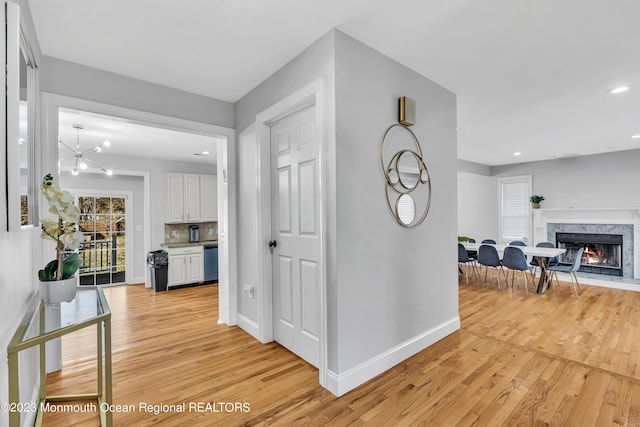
[59,124,113,176]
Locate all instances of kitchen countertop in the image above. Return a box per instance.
[161,240,218,248]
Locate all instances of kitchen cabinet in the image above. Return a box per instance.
[167,246,204,287]
[164,173,217,223]
[200,175,218,221]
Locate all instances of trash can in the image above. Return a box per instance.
[147,250,168,291]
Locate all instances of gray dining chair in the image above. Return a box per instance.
[548,246,584,299]
[501,246,533,296]
[458,243,477,284]
[529,241,560,278]
[509,240,526,246]
[477,244,503,289]
[481,239,496,244]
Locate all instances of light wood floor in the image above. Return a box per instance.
[42,272,640,426]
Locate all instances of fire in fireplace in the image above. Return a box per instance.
[556,232,623,276]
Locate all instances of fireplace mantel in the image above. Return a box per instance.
[533,207,640,280]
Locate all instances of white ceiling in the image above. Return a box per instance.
[28,0,640,166]
[57,109,218,167]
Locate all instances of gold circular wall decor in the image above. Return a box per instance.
[380,123,432,228]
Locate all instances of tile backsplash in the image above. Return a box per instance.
[164,222,218,244]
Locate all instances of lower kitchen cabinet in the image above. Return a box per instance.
[167,246,204,287]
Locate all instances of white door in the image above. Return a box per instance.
[271,106,320,367]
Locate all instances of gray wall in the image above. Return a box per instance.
[457,171,498,241]
[40,56,234,129]
[236,28,458,390]
[235,31,336,326]
[492,149,640,208]
[458,159,491,176]
[333,31,458,372]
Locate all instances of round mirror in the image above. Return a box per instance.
[396,194,416,225]
[397,150,421,189]
[387,168,399,185]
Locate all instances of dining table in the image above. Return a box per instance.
[465,242,566,293]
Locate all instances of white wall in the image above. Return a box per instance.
[457,171,498,241]
[333,31,458,377]
[236,126,260,330]
[0,1,42,424]
[491,149,640,208]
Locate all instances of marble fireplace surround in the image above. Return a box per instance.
[532,207,640,281]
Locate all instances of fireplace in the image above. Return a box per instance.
[556,232,623,276]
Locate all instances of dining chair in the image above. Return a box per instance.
[548,247,584,299]
[509,240,526,246]
[529,241,560,277]
[458,243,477,284]
[481,239,496,244]
[466,238,478,260]
[501,246,533,296]
[477,244,503,289]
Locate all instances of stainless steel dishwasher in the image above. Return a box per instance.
[204,244,218,282]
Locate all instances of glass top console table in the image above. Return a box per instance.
[7,286,112,426]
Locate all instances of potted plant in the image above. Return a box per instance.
[458,236,472,247]
[530,195,545,209]
[39,174,83,304]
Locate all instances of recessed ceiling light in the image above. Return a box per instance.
[103,140,111,147]
[610,86,629,94]
[201,151,210,155]
[632,135,640,139]
[513,152,522,156]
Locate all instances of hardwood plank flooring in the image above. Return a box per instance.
[42,272,640,426]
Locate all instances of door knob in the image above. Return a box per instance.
[268,240,277,248]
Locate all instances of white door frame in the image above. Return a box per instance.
[41,93,238,325]
[255,78,328,387]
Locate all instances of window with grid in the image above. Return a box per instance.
[498,175,531,244]
[76,195,127,285]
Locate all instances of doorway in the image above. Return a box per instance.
[42,94,237,323]
[75,193,130,285]
[255,78,327,386]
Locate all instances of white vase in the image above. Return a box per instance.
[40,276,78,305]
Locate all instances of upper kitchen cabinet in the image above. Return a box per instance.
[200,175,218,221]
[165,173,217,223]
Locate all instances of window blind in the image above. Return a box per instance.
[499,177,531,243]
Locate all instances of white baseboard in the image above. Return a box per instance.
[324,316,460,397]
[574,276,640,291]
[237,314,261,341]
[132,276,145,285]
[534,271,640,291]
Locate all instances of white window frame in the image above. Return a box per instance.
[497,175,532,245]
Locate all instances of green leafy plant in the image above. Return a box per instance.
[38,174,83,281]
[529,195,545,204]
[458,236,471,242]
